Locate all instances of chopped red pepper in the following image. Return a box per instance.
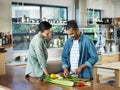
[77,82,85,87]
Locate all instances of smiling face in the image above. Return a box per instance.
[66,28,80,40]
[65,20,80,40]
[41,29,52,39]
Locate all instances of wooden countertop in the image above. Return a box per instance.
[0,66,120,90]
[95,62,120,70]
[98,52,120,55]
[0,44,15,48]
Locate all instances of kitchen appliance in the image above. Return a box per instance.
[102,18,112,24]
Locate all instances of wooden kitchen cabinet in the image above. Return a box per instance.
[101,53,120,64]
[114,17,120,28]
[97,53,120,64]
[0,52,6,75]
[0,44,14,75]
[105,25,114,40]
[98,17,120,41]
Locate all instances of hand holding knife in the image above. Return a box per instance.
[69,71,75,75]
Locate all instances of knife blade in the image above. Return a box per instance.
[69,71,74,75]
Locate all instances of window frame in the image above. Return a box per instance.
[87,9,101,24]
[12,2,68,51]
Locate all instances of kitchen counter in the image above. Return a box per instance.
[97,52,120,65]
[94,62,120,87]
[0,66,120,90]
[98,52,120,55]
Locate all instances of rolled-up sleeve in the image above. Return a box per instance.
[62,41,69,69]
[85,39,98,68]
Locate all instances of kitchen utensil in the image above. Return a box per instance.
[70,72,74,75]
[70,70,75,75]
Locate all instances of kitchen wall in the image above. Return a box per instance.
[87,0,115,18]
[0,0,120,63]
[0,0,12,33]
[114,0,120,17]
[88,0,120,18]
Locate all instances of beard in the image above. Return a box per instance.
[71,35,79,40]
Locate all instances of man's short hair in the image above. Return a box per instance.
[66,20,78,30]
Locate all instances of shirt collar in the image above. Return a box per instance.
[78,33,83,41]
[39,32,46,40]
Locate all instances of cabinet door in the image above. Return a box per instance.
[111,54,119,62]
[0,53,5,64]
[0,53,6,75]
[114,18,120,28]
[101,54,119,64]
[101,55,109,63]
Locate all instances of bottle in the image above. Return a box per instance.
[0,34,2,46]
[7,32,10,44]
[5,33,8,45]
[10,34,12,44]
[2,35,6,45]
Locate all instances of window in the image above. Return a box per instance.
[42,6,67,21]
[12,2,68,51]
[87,9,101,24]
[12,3,40,51]
[83,9,101,45]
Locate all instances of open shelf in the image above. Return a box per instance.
[0,44,15,48]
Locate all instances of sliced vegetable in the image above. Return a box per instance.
[76,81,91,87]
[58,76,63,80]
[64,75,80,84]
[44,75,74,86]
[84,82,91,86]
[46,79,74,86]
[77,82,85,87]
[56,74,61,77]
[39,75,91,87]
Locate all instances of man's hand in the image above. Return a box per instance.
[74,67,83,74]
[63,68,69,77]
[74,64,87,74]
